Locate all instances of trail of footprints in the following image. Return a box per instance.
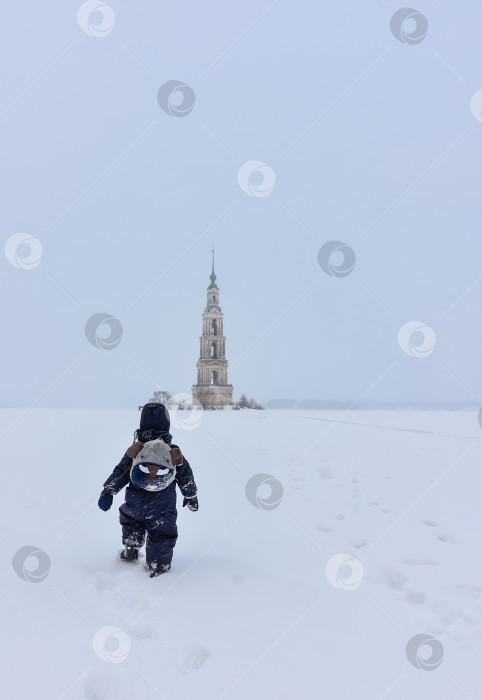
[291,469,452,550]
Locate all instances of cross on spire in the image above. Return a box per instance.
[209,245,218,288]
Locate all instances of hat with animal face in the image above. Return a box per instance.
[130,438,176,491]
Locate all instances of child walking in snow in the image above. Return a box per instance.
[97,402,198,577]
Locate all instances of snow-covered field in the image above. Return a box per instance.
[2,408,482,700]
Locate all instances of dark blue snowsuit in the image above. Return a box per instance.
[102,404,197,573]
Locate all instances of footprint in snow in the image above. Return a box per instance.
[436,532,451,542]
[316,467,333,481]
[377,567,409,591]
[454,582,482,596]
[179,644,211,673]
[334,514,345,520]
[84,675,118,700]
[130,622,157,641]
[367,500,379,506]
[316,523,333,534]
[423,520,438,528]
[405,590,426,606]
[350,538,367,549]
[94,572,116,593]
[402,558,439,566]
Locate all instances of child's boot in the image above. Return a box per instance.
[120,546,139,561]
[148,562,171,577]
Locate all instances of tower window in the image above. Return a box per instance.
[212,295,215,302]
[211,320,217,336]
[211,370,218,385]
[211,342,217,358]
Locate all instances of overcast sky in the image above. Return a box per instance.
[1,0,482,408]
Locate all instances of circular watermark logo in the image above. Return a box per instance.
[92,626,131,663]
[85,313,123,350]
[12,546,51,583]
[398,321,436,358]
[406,633,444,670]
[77,0,115,37]
[5,233,43,270]
[325,553,364,591]
[317,241,356,278]
[390,8,428,45]
[166,393,203,431]
[157,80,195,117]
[245,473,283,510]
[470,90,482,123]
[237,161,276,198]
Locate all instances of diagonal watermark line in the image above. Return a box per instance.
[377,675,405,700]
[118,41,155,77]
[46,274,82,309]
[287,360,398,472]
[367,442,478,551]
[0,354,84,442]
[198,121,235,157]
[0,42,75,120]
[54,586,90,623]
[359,282,395,318]
[431,49,468,86]
[206,433,244,471]
[198,0,280,78]
[126,353,162,389]
[358,128,470,239]
[57,666,92,700]
[231,280,318,369]
[279,48,389,159]
[134,667,170,700]
[285,514,323,553]
[445,589,482,635]
[447,675,474,699]
[126,201,236,311]
[439,274,482,319]
[54,501,96,544]
[439,362,477,399]
[278,202,315,238]
[0,586,12,601]
[135,514,245,623]
[366,594,403,631]
[46,121,156,231]
[217,592,325,700]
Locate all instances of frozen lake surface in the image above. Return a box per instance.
[2,408,481,699]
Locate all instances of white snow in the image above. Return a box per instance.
[2,408,482,699]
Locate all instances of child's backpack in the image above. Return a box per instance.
[129,439,184,492]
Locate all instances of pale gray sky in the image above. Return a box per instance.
[1,0,481,408]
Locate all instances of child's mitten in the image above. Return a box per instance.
[182,496,198,512]
[98,490,113,511]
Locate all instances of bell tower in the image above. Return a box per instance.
[192,249,233,408]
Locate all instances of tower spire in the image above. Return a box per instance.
[192,248,233,408]
[208,245,218,288]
